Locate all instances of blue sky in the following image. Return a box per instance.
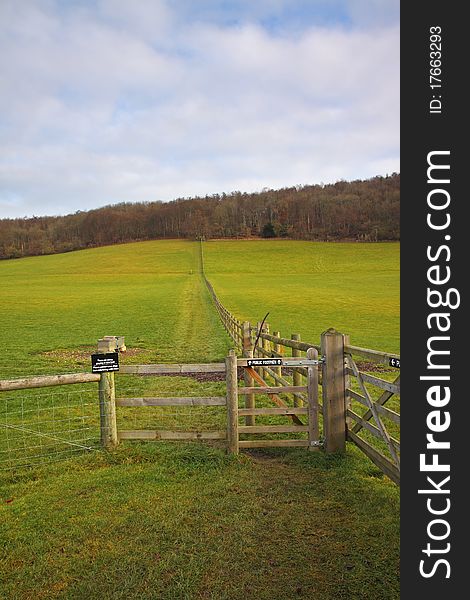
[0,0,399,218]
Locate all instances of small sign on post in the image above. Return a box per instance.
[91,352,120,373]
[389,357,400,369]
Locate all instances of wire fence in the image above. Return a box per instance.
[116,394,227,434]
[0,386,100,471]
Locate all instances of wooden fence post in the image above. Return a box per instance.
[343,333,352,430]
[291,334,302,407]
[321,328,346,453]
[306,347,319,451]
[242,322,255,426]
[226,349,239,454]
[99,372,118,449]
[255,322,263,376]
[273,331,282,379]
[262,323,270,380]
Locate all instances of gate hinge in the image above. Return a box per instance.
[310,440,323,448]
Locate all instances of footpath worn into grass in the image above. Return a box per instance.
[0,443,399,600]
[0,240,230,378]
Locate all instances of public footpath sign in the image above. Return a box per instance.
[247,358,282,367]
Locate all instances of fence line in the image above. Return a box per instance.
[200,240,400,483]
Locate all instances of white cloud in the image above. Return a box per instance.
[0,1,399,218]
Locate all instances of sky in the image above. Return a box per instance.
[0,0,399,219]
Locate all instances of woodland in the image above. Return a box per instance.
[0,173,399,259]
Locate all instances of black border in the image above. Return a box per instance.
[401,3,465,596]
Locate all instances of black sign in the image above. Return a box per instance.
[91,352,119,373]
[389,357,400,369]
[247,358,282,367]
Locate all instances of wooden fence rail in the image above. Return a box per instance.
[0,373,101,391]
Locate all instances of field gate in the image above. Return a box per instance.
[103,348,322,453]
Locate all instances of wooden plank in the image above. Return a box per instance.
[254,322,263,377]
[261,365,307,405]
[116,396,226,407]
[346,355,401,465]
[259,332,320,353]
[238,439,310,448]
[347,430,400,484]
[226,350,239,454]
[238,385,308,395]
[0,372,101,392]
[119,363,226,375]
[374,404,400,425]
[261,323,270,380]
[347,409,402,451]
[347,388,367,404]
[252,346,283,359]
[346,369,400,395]
[238,404,322,417]
[273,331,282,379]
[238,425,309,433]
[243,345,255,427]
[292,333,303,408]
[321,329,346,453]
[99,372,118,449]
[238,408,308,416]
[351,375,400,434]
[344,345,400,366]
[343,334,351,430]
[346,389,400,424]
[118,430,226,440]
[242,321,252,353]
[307,347,320,451]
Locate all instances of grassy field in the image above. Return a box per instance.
[0,240,229,378]
[203,240,399,353]
[0,239,400,599]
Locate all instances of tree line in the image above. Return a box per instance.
[0,173,399,259]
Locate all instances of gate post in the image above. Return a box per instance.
[306,347,320,451]
[99,372,118,449]
[343,333,352,430]
[261,323,270,380]
[255,322,263,376]
[291,333,302,407]
[242,321,255,426]
[321,328,346,453]
[273,331,282,379]
[226,349,239,454]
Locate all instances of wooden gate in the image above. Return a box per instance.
[115,362,228,443]
[225,349,321,453]
[98,350,321,454]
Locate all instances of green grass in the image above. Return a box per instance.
[203,240,399,353]
[0,240,230,378]
[0,239,399,599]
[1,444,399,600]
